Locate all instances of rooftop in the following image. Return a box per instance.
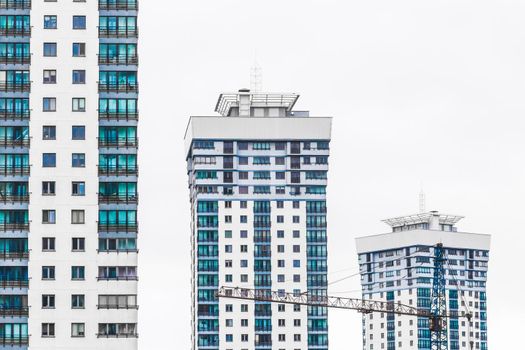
[214,89,300,117]
[382,211,464,228]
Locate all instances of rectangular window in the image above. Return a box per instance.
[44,15,57,29]
[72,98,85,111]
[71,266,85,280]
[72,70,85,84]
[72,238,85,251]
[71,323,85,337]
[72,43,85,57]
[71,294,85,308]
[72,182,85,196]
[42,294,55,308]
[43,98,56,111]
[72,153,85,167]
[43,70,56,84]
[42,323,55,337]
[42,266,55,280]
[71,210,85,224]
[72,16,86,29]
[42,181,55,195]
[42,210,56,224]
[43,43,57,57]
[42,237,55,251]
[42,126,56,140]
[72,126,85,140]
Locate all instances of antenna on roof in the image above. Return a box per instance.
[250,51,262,93]
[419,184,426,213]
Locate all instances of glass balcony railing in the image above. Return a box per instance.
[98,165,138,176]
[98,0,137,11]
[98,137,138,148]
[0,55,30,65]
[98,82,138,93]
[0,336,29,346]
[0,251,28,259]
[0,166,30,176]
[98,54,138,66]
[0,110,29,120]
[0,81,30,93]
[98,223,138,233]
[0,279,28,288]
[0,306,28,317]
[0,138,29,148]
[98,193,138,205]
[98,27,138,38]
[0,28,31,37]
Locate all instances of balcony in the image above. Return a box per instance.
[98,28,138,38]
[98,194,138,205]
[98,0,138,11]
[98,165,138,177]
[98,82,138,93]
[97,276,138,281]
[0,251,28,259]
[98,223,138,233]
[97,333,138,338]
[0,28,31,37]
[98,137,138,148]
[0,337,29,346]
[97,304,138,310]
[98,55,138,66]
[0,81,30,93]
[0,279,28,288]
[0,55,31,65]
[98,110,138,121]
[0,306,28,317]
[0,166,30,176]
[0,0,31,9]
[0,137,29,148]
[0,110,29,120]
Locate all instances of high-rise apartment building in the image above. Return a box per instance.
[0,0,138,347]
[356,211,490,350]
[185,89,332,350]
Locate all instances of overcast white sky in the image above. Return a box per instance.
[137,1,524,348]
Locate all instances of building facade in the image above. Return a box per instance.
[185,89,332,350]
[356,211,490,350]
[0,0,138,348]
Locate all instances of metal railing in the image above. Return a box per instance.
[98,0,138,11]
[98,223,138,233]
[97,304,138,310]
[96,333,138,338]
[98,55,138,66]
[0,137,29,147]
[0,336,29,346]
[0,110,30,120]
[98,28,138,38]
[0,166,30,176]
[98,166,138,176]
[98,82,138,93]
[0,306,28,317]
[0,279,29,288]
[0,194,29,203]
[0,251,29,259]
[0,0,31,9]
[98,138,138,148]
[0,81,30,93]
[97,276,138,281]
[0,55,30,65]
[0,28,31,37]
[98,194,138,204]
[98,111,138,121]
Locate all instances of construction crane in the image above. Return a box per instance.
[216,243,473,350]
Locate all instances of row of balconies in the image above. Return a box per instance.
[0,137,29,147]
[0,54,138,66]
[98,0,138,11]
[0,165,139,177]
[0,222,137,233]
[0,110,139,121]
[0,193,136,205]
[0,0,30,9]
[0,81,139,93]
[0,27,138,38]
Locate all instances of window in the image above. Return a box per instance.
[43,70,56,84]
[43,153,56,167]
[72,43,85,57]
[42,294,55,308]
[43,97,56,111]
[240,245,247,253]
[42,237,55,251]
[71,294,85,308]
[72,153,85,167]
[71,210,85,224]
[71,266,85,280]
[42,266,55,280]
[73,16,86,29]
[72,182,85,196]
[224,230,232,238]
[293,245,300,253]
[71,323,85,337]
[42,181,55,195]
[276,201,284,208]
[42,210,56,224]
[240,260,248,268]
[240,304,248,312]
[293,230,300,238]
[43,43,57,57]
[224,245,232,253]
[72,238,85,251]
[240,230,247,238]
[277,230,284,238]
[293,216,300,223]
[42,323,55,337]
[72,126,85,140]
[240,201,247,208]
[42,126,56,140]
[277,215,284,223]
[293,201,300,209]
[72,98,85,111]
[293,260,300,268]
[225,334,233,342]
[240,215,247,223]
[277,245,284,253]
[44,15,57,29]
[72,70,85,84]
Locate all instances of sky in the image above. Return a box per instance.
[138,1,525,348]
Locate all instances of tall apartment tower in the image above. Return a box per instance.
[0,0,138,347]
[356,211,490,350]
[185,89,332,350]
